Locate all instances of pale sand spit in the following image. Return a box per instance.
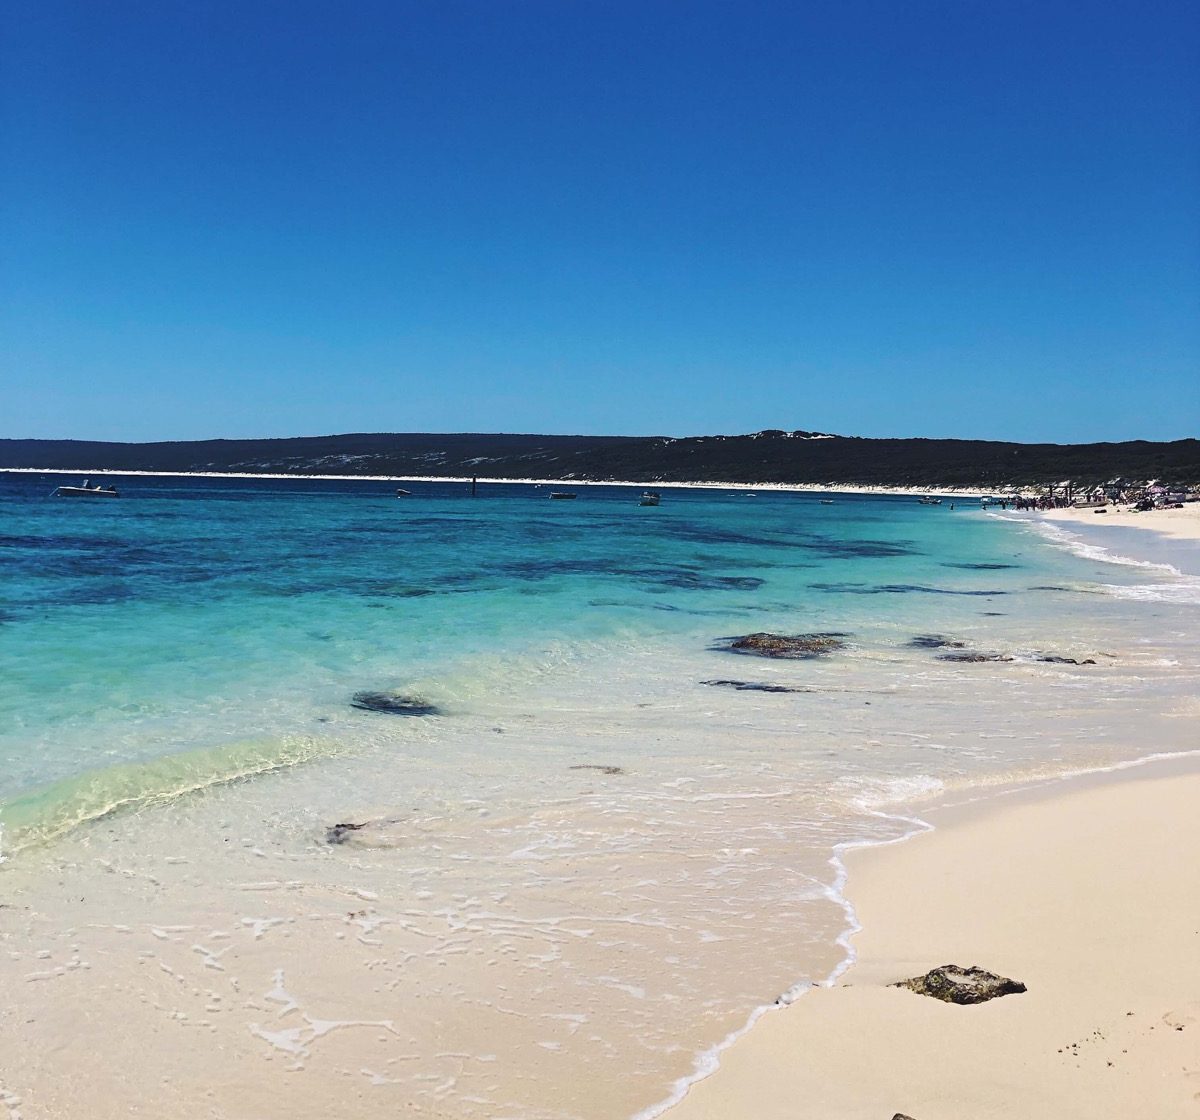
[666,760,1200,1120]
[1041,502,1200,543]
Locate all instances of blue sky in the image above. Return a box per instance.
[2,0,1197,443]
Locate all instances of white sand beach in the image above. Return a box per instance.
[0,466,1007,498]
[1041,501,1200,543]
[666,757,1200,1120]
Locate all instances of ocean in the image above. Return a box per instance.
[1,472,1196,1119]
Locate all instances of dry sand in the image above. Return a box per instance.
[1041,502,1200,543]
[665,759,1200,1120]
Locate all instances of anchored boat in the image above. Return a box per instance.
[54,479,119,498]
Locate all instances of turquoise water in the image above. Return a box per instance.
[1,472,1197,1119]
[0,474,1121,816]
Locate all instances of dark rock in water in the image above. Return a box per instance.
[1028,584,1097,594]
[907,634,965,650]
[936,652,1013,663]
[570,764,625,776]
[813,582,1006,597]
[942,561,1017,570]
[350,691,441,715]
[1037,655,1096,665]
[893,964,1027,1004]
[326,821,367,845]
[324,816,407,848]
[701,679,811,694]
[892,1114,918,1119]
[718,632,848,659]
[661,572,765,591]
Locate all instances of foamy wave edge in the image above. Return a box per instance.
[628,746,1200,1120]
[991,513,1200,604]
[628,794,935,1120]
[0,735,338,860]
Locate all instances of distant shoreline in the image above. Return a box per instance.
[0,466,1014,499]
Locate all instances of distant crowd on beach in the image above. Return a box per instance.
[1006,481,1196,513]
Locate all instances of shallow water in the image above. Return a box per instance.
[0,474,1196,1118]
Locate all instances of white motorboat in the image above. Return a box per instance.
[639,491,661,506]
[54,479,119,498]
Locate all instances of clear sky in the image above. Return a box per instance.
[2,0,1197,443]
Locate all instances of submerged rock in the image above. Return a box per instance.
[1037,655,1096,665]
[326,821,367,845]
[892,1114,918,1119]
[324,816,407,848]
[350,691,441,716]
[701,679,811,693]
[569,764,625,776]
[718,632,848,659]
[936,652,1013,663]
[893,964,1026,1005]
[907,634,965,650]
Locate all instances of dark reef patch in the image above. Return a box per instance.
[805,539,916,559]
[350,691,441,716]
[813,582,1007,597]
[715,632,848,659]
[1028,584,1099,594]
[941,561,1018,570]
[324,816,407,848]
[936,652,1013,663]
[569,764,626,776]
[701,679,812,694]
[907,635,966,649]
[490,556,766,594]
[658,573,764,591]
[326,821,368,845]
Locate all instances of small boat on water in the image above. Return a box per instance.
[819,499,835,505]
[917,496,942,506]
[549,491,577,500]
[395,488,411,496]
[639,491,661,507]
[54,479,119,498]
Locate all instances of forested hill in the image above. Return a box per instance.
[2,431,1198,488]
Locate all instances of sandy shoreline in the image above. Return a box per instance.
[664,509,1200,1120]
[0,466,1012,498]
[665,754,1200,1119]
[1040,501,1200,543]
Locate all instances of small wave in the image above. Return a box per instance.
[1010,517,1185,575]
[843,774,945,812]
[0,735,337,857]
[995,515,1200,603]
[1101,581,1200,605]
